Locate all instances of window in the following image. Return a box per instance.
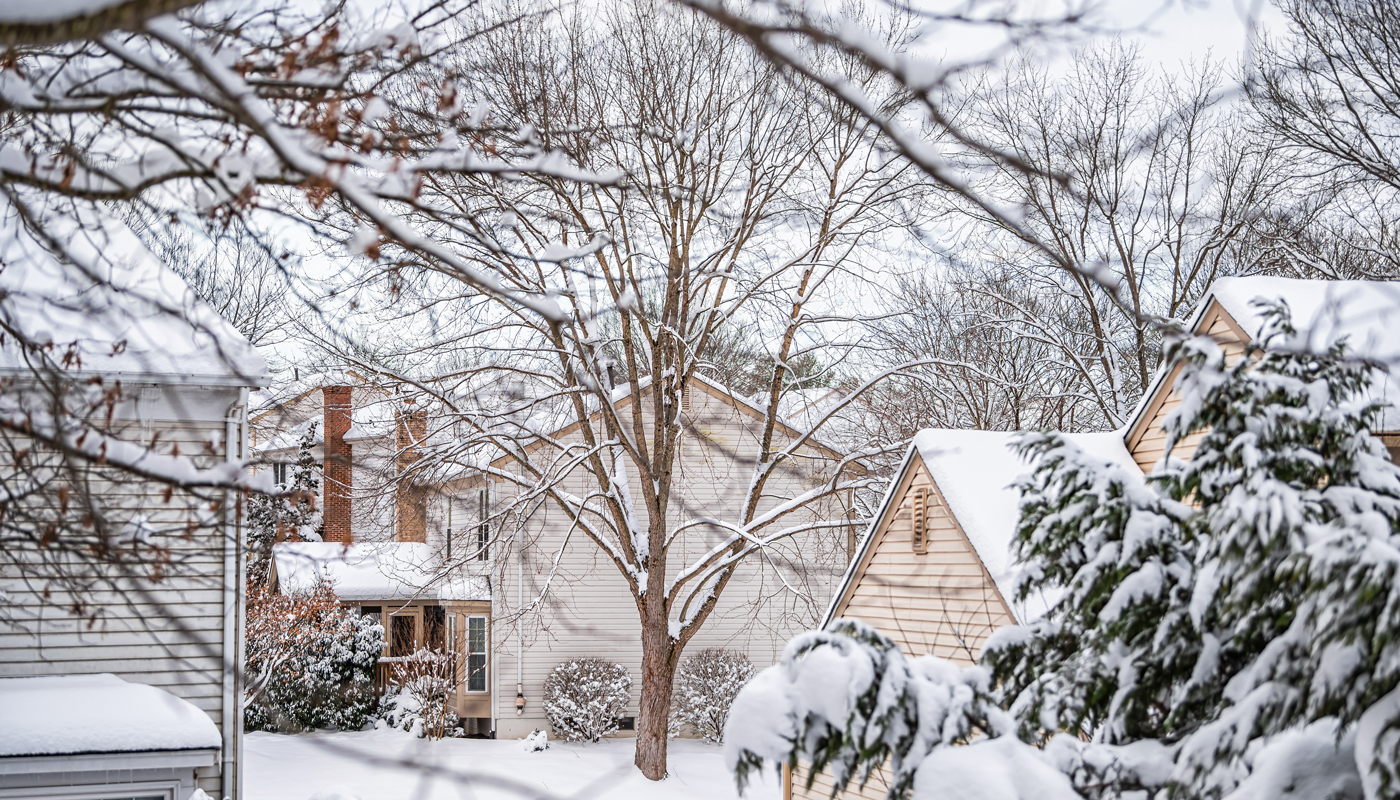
[273,462,288,487]
[476,488,489,561]
[0,780,177,800]
[424,606,446,651]
[466,616,487,692]
[390,615,415,657]
[360,605,382,618]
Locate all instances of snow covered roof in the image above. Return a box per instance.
[0,674,221,757]
[913,428,1140,620]
[826,428,1140,627]
[1204,278,1400,362]
[1206,277,1400,429]
[0,194,268,387]
[272,541,489,602]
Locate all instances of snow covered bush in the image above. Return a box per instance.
[244,582,383,733]
[247,422,322,586]
[726,619,1024,798]
[670,648,754,743]
[376,649,460,739]
[542,657,632,742]
[727,300,1400,800]
[522,729,549,752]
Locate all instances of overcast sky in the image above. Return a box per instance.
[1102,0,1283,70]
[925,0,1287,80]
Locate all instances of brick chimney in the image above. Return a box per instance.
[396,405,428,543]
[322,386,354,543]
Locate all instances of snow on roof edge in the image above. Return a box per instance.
[0,674,221,757]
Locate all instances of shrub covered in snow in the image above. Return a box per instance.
[727,301,1400,800]
[522,729,549,751]
[244,582,383,733]
[542,657,632,742]
[669,648,754,743]
[376,649,461,739]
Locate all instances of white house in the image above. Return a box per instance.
[256,371,861,739]
[0,195,268,800]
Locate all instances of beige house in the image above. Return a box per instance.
[791,276,1400,800]
[255,371,859,739]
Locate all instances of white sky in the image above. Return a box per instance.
[923,0,1287,79]
[1098,0,1283,70]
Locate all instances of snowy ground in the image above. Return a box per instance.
[244,730,781,800]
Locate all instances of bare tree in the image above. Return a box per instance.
[846,43,1280,441]
[0,0,604,325]
[307,1,939,779]
[939,44,1280,426]
[134,216,297,348]
[1248,0,1400,281]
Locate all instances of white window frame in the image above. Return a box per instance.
[465,615,488,693]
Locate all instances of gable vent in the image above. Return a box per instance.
[911,487,929,554]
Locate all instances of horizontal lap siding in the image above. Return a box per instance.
[1130,308,1247,471]
[832,459,1014,663]
[0,413,231,730]
[795,458,1013,800]
[795,764,891,800]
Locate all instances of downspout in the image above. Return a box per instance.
[515,512,525,717]
[484,482,497,737]
[222,387,249,800]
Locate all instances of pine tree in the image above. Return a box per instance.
[247,422,322,586]
[725,300,1400,800]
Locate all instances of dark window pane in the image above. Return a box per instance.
[477,488,489,561]
[390,616,414,656]
[468,653,486,692]
[425,605,446,651]
[361,606,381,617]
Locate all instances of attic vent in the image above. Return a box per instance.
[910,487,929,554]
[681,385,692,415]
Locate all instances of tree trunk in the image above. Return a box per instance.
[635,605,679,779]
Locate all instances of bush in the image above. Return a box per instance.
[542,657,632,742]
[669,648,754,743]
[376,649,461,739]
[243,582,383,732]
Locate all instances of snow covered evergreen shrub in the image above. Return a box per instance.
[541,657,632,742]
[247,422,322,586]
[727,301,1400,800]
[244,581,383,733]
[670,648,754,743]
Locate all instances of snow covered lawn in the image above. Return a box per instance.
[244,730,780,800]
